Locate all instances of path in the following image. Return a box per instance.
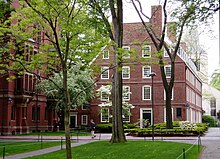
[0,128,219,159]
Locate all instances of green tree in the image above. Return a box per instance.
[89,0,126,143]
[210,71,220,91]
[38,62,95,129]
[131,0,219,128]
[0,0,106,158]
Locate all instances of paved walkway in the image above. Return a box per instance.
[0,128,219,159]
[199,127,220,159]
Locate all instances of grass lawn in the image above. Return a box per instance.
[17,131,90,136]
[26,140,202,159]
[0,141,61,157]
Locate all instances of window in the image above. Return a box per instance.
[81,115,88,125]
[101,108,109,122]
[32,107,35,121]
[142,85,151,100]
[44,107,48,121]
[122,46,130,59]
[142,45,151,58]
[176,108,182,118]
[82,104,89,110]
[101,67,109,79]
[37,106,40,121]
[142,66,151,78]
[164,107,174,122]
[123,86,130,101]
[164,89,174,100]
[164,48,171,57]
[122,66,130,79]
[103,50,109,59]
[11,106,15,120]
[101,92,109,101]
[164,65,171,78]
[123,108,130,122]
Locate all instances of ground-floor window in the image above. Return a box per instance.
[101,108,109,123]
[81,115,88,125]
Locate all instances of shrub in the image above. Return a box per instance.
[96,123,137,133]
[202,115,217,127]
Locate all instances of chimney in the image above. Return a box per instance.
[167,22,177,42]
[151,5,162,37]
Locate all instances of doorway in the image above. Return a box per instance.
[140,108,152,128]
[70,115,77,128]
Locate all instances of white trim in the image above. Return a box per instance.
[103,50,109,59]
[164,89,174,100]
[140,108,152,128]
[123,86,130,101]
[142,85,151,100]
[142,45,151,58]
[101,67,109,79]
[81,115,88,125]
[142,66,151,78]
[163,107,174,122]
[101,108,109,122]
[122,46,130,59]
[164,65,171,78]
[164,48,172,57]
[101,91,109,101]
[122,66,130,79]
[123,108,130,123]
[70,114,77,128]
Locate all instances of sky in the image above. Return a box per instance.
[123,0,220,80]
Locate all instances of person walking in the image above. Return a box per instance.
[90,119,96,138]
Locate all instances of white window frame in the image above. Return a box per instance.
[103,50,109,59]
[123,86,130,101]
[122,66,130,79]
[101,108,109,122]
[101,91,109,101]
[142,45,151,58]
[101,67,109,79]
[164,65,171,78]
[81,115,88,125]
[123,108,130,122]
[164,89,174,100]
[122,46,130,59]
[164,48,172,57]
[142,66,151,78]
[142,85,151,100]
[140,108,152,128]
[164,107,174,122]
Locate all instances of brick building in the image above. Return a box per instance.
[87,5,203,128]
[0,0,57,135]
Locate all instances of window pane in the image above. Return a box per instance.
[123,86,130,101]
[122,67,130,79]
[101,92,109,101]
[122,46,130,58]
[103,50,109,59]
[176,108,182,117]
[165,65,171,77]
[143,66,151,78]
[101,67,109,79]
[142,45,151,58]
[143,86,151,100]
[101,108,109,122]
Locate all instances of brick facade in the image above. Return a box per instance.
[88,5,202,127]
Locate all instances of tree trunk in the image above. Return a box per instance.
[63,67,72,159]
[165,90,173,129]
[110,0,126,143]
[111,64,126,143]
